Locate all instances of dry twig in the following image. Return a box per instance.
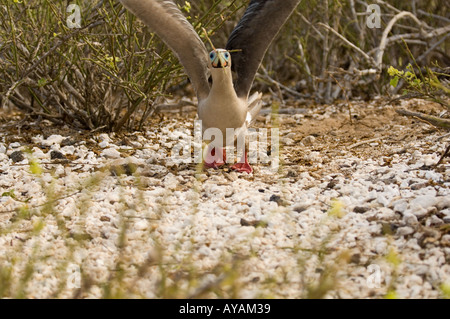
[395,108,450,130]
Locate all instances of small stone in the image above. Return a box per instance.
[281,137,294,145]
[61,138,76,147]
[402,211,419,226]
[101,148,121,159]
[326,179,338,189]
[411,195,437,211]
[98,133,112,143]
[304,151,322,164]
[110,163,137,176]
[225,171,238,182]
[99,141,109,148]
[134,220,148,231]
[396,226,414,236]
[376,194,390,207]
[163,173,178,190]
[50,150,66,160]
[269,194,283,205]
[61,145,76,156]
[301,135,316,146]
[285,169,298,178]
[418,228,441,247]
[411,182,428,190]
[436,197,450,210]
[42,134,64,146]
[392,199,408,213]
[240,218,268,228]
[9,151,24,163]
[350,253,361,264]
[441,234,450,247]
[141,164,169,178]
[32,147,46,159]
[408,206,428,219]
[381,222,398,235]
[426,215,443,227]
[230,225,255,238]
[293,204,308,213]
[353,206,370,214]
[9,142,21,148]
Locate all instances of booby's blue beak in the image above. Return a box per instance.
[209,49,231,68]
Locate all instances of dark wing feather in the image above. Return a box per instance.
[226,0,301,98]
[120,0,210,100]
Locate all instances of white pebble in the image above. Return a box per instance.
[392,199,408,213]
[98,133,112,143]
[99,141,109,148]
[102,148,121,159]
[301,136,316,146]
[441,235,450,246]
[10,142,21,148]
[134,220,148,231]
[61,145,75,155]
[42,135,65,146]
[411,195,437,211]
[397,226,414,236]
[405,206,428,219]
[402,211,418,225]
[436,197,450,210]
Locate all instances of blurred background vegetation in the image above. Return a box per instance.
[0,0,448,299]
[0,0,448,131]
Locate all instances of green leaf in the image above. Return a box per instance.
[440,282,450,299]
[386,247,401,266]
[29,159,42,176]
[387,66,396,77]
[385,290,398,299]
[1,190,16,199]
[37,78,47,87]
[328,199,346,218]
[390,76,399,88]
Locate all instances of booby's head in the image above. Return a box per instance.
[209,49,231,69]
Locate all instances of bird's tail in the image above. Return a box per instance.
[246,91,263,126]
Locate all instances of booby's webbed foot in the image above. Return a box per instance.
[204,147,226,170]
[230,151,252,174]
[231,162,253,174]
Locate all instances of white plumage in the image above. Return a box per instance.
[119,0,301,173]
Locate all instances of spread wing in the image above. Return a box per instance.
[226,0,302,99]
[120,0,210,100]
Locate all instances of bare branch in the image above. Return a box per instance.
[417,33,450,63]
[317,22,377,67]
[376,11,435,69]
[417,9,450,24]
[396,108,450,130]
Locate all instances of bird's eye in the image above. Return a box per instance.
[224,52,229,59]
[209,52,215,60]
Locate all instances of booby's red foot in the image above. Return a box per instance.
[231,162,253,174]
[204,147,226,170]
[231,150,253,173]
[204,161,225,169]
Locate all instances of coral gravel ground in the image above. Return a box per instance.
[0,98,449,298]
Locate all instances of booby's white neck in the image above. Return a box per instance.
[197,65,248,136]
[208,66,237,101]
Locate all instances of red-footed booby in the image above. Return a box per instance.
[119,0,301,173]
